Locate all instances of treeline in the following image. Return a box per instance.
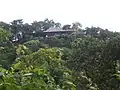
[0,19,120,90]
[0,19,119,44]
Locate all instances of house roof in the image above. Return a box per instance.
[44,27,74,33]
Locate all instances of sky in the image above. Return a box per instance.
[0,0,120,31]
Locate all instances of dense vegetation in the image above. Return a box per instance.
[0,19,120,90]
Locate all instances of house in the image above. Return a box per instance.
[43,27,75,37]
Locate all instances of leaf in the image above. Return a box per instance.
[23,73,33,76]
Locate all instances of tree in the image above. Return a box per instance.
[0,46,16,69]
[43,18,55,30]
[31,21,44,32]
[0,21,10,31]
[72,22,82,31]
[0,18,120,90]
[55,22,61,28]
[66,36,120,89]
[0,48,76,90]
[24,40,47,52]
[10,19,24,41]
[62,25,71,30]
[0,27,10,43]
[84,27,99,37]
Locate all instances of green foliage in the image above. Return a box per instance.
[64,36,120,90]
[1,19,120,90]
[15,45,32,57]
[44,36,72,48]
[24,40,47,52]
[0,48,76,90]
[0,46,16,68]
[0,27,10,43]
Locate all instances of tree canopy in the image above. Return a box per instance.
[0,19,120,90]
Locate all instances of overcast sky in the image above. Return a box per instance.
[0,0,120,31]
